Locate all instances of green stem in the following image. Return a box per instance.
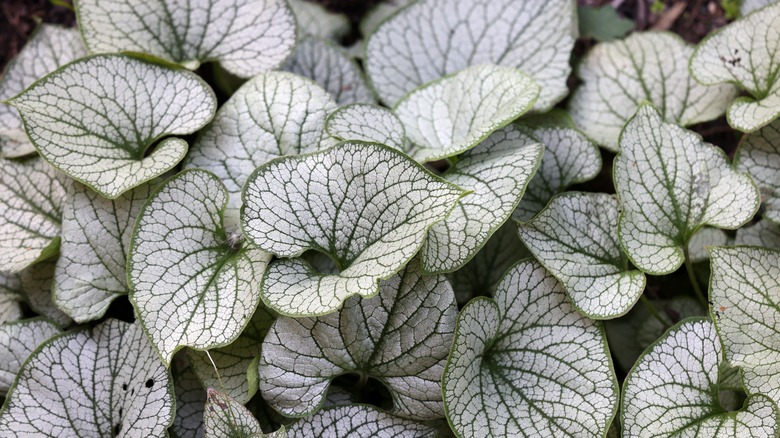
[640,295,669,330]
[683,244,707,306]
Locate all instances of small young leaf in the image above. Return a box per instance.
[259,262,456,420]
[735,119,780,223]
[0,319,175,437]
[204,389,264,437]
[0,24,86,158]
[0,157,68,273]
[242,142,465,316]
[421,125,543,273]
[442,260,619,437]
[10,54,216,199]
[54,182,152,322]
[622,318,779,436]
[129,170,271,365]
[171,365,205,438]
[0,272,24,324]
[282,37,375,106]
[0,318,60,396]
[577,5,634,41]
[287,405,435,437]
[735,218,780,248]
[288,0,349,41]
[365,0,576,111]
[710,247,780,406]
[569,32,737,151]
[518,192,645,319]
[77,0,297,77]
[690,3,780,131]
[614,104,759,274]
[394,65,540,162]
[326,104,407,153]
[184,71,337,209]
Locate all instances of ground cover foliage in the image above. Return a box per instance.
[1,0,780,436]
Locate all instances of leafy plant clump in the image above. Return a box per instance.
[1,0,780,436]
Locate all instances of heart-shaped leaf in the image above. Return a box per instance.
[421,125,543,273]
[171,364,205,438]
[710,246,780,405]
[10,54,216,199]
[735,218,780,248]
[569,32,737,151]
[282,37,375,106]
[129,169,271,365]
[513,118,601,221]
[184,71,337,210]
[0,24,86,158]
[735,119,780,223]
[204,389,265,437]
[242,141,465,316]
[518,192,645,319]
[288,0,349,41]
[622,318,779,436]
[325,104,406,153]
[0,319,174,437]
[54,182,152,322]
[442,259,619,437]
[0,318,60,396]
[0,272,24,324]
[614,104,759,274]
[690,2,780,131]
[365,0,576,111]
[76,0,297,77]
[287,405,436,437]
[394,65,540,162]
[258,262,456,420]
[0,157,68,273]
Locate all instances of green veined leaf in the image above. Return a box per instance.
[394,65,540,162]
[242,141,465,316]
[0,157,68,273]
[365,0,576,111]
[10,54,216,199]
[76,0,297,77]
[188,305,275,404]
[259,262,456,419]
[282,37,375,106]
[0,24,86,158]
[287,405,435,437]
[710,246,780,406]
[54,182,152,322]
[577,5,634,42]
[614,104,759,274]
[421,125,543,273]
[518,192,645,319]
[0,319,175,437]
[735,119,780,223]
[442,259,619,437]
[735,218,780,248]
[0,272,24,324]
[569,32,737,151]
[690,3,780,132]
[0,318,60,396]
[129,169,271,365]
[622,318,779,436]
[741,0,778,15]
[19,259,72,327]
[325,104,406,153]
[204,389,265,437]
[171,364,205,438]
[513,120,601,221]
[184,71,337,210]
[288,0,349,40]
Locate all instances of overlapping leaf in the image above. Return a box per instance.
[259,262,456,420]
[394,65,540,162]
[54,182,152,322]
[365,0,576,111]
[0,24,86,158]
[171,365,205,438]
[0,272,24,324]
[0,157,68,273]
[0,318,60,396]
[710,247,780,406]
[421,125,542,273]
[518,192,645,319]
[77,0,297,77]
[287,405,436,437]
[204,389,266,437]
[569,32,736,150]
[622,318,779,436]
[735,218,780,248]
[325,104,406,152]
[442,259,618,437]
[129,169,271,365]
[690,2,780,131]
[184,71,337,209]
[614,104,759,274]
[19,259,72,327]
[0,319,174,437]
[288,0,349,40]
[10,54,216,199]
[242,142,465,316]
[735,119,780,223]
